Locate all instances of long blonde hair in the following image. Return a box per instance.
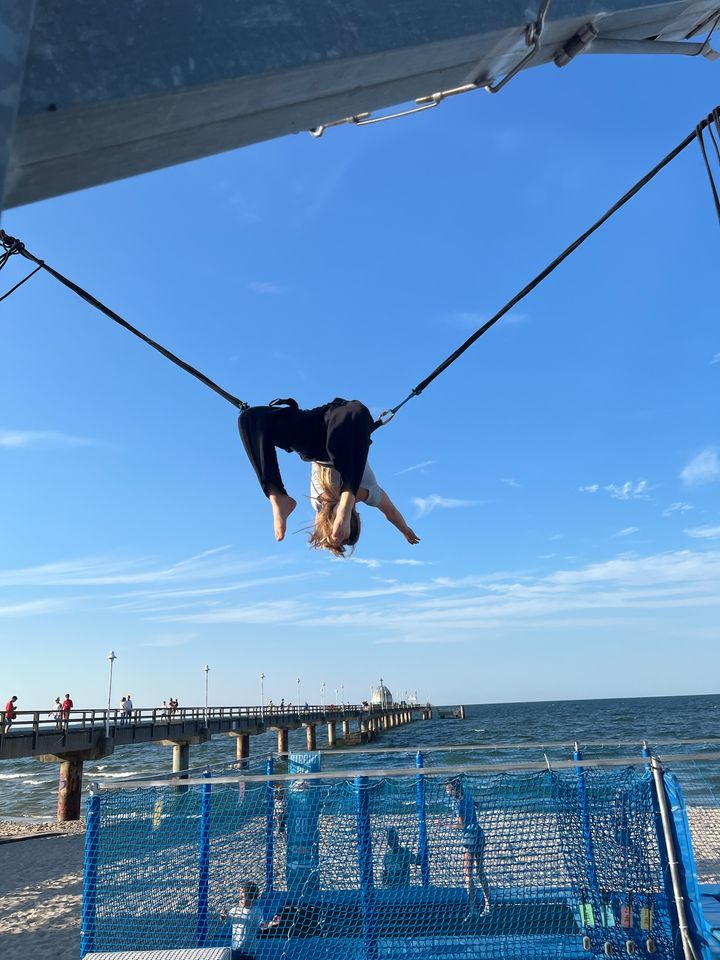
[309,466,361,558]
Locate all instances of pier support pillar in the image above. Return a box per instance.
[236,733,250,764]
[459,705,466,720]
[172,742,190,775]
[276,728,289,755]
[342,719,351,737]
[58,758,83,822]
[305,724,316,751]
[327,721,336,748]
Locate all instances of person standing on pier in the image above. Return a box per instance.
[3,696,17,732]
[61,694,73,729]
[50,697,63,729]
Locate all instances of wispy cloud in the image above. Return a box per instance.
[604,480,650,501]
[615,527,639,537]
[685,526,720,540]
[394,460,435,476]
[681,449,720,486]
[663,502,693,518]
[580,480,650,501]
[500,478,521,489]
[0,551,280,588]
[0,599,70,618]
[247,281,282,295]
[412,495,477,517]
[0,429,93,450]
[711,353,720,365]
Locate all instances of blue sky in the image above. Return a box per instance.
[1,52,719,711]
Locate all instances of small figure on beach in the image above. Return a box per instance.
[3,695,18,732]
[169,697,178,718]
[220,880,278,958]
[238,398,419,556]
[61,694,73,728]
[160,700,168,719]
[382,827,421,888]
[445,778,490,920]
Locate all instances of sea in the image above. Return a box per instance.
[2,694,720,821]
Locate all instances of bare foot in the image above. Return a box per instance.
[269,494,296,541]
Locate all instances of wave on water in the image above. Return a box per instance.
[0,773,32,780]
[93,771,141,779]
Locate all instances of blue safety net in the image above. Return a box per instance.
[81,761,697,959]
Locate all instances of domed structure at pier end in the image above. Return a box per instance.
[371,682,393,707]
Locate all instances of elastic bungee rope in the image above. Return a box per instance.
[1,107,719,427]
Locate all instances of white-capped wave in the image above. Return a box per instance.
[0,773,32,780]
[22,780,47,786]
[93,771,141,779]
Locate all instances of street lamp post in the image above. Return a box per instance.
[321,681,326,712]
[260,672,265,720]
[204,664,210,722]
[296,676,300,712]
[340,684,344,708]
[106,650,117,736]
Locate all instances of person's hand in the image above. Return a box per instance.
[403,527,420,545]
[269,914,281,926]
[220,910,227,921]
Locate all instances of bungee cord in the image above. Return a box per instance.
[1,106,719,427]
[374,106,720,426]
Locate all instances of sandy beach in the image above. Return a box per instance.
[0,820,85,960]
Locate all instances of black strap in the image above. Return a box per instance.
[0,231,248,411]
[269,398,299,409]
[378,106,720,424]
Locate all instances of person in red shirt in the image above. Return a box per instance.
[3,696,17,732]
[61,694,73,728]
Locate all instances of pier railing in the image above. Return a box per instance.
[0,701,419,736]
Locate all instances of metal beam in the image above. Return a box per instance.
[2,0,718,210]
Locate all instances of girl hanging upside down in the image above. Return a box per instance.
[238,398,420,557]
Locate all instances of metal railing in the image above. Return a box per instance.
[0,701,425,736]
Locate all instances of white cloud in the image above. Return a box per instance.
[604,480,650,501]
[412,495,477,517]
[0,429,92,450]
[615,527,639,537]
[247,281,282,295]
[711,353,720,365]
[500,478,521,488]
[394,460,435,476]
[0,599,69,618]
[663,502,693,518]
[685,526,720,540]
[681,449,720,486]
[579,484,599,493]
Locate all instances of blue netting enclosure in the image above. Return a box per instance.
[81,757,701,959]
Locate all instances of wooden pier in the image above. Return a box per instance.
[0,702,432,820]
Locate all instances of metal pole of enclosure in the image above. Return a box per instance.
[573,744,601,926]
[265,757,274,892]
[415,751,431,888]
[650,757,698,960]
[81,789,100,957]
[196,771,211,946]
[355,776,378,960]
